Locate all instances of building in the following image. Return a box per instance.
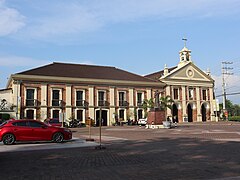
[1,63,165,125]
[0,45,217,125]
[145,45,216,122]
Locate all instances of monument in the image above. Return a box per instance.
[146,90,165,127]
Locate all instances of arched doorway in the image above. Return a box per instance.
[201,104,207,122]
[96,110,108,126]
[172,104,178,123]
[187,104,193,122]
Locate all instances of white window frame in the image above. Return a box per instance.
[51,88,62,106]
[97,90,107,106]
[75,89,85,106]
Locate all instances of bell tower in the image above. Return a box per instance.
[178,38,192,67]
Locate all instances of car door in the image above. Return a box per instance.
[28,121,53,141]
[12,121,34,141]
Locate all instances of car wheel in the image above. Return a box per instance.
[52,132,64,143]
[2,133,15,145]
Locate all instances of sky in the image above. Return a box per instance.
[0,0,240,104]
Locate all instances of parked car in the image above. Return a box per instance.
[0,119,72,145]
[44,118,68,127]
[138,118,147,125]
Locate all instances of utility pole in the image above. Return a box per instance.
[221,61,233,120]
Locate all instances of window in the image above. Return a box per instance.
[76,91,83,106]
[26,110,34,119]
[26,89,35,106]
[13,121,28,127]
[53,110,60,118]
[29,121,42,128]
[98,91,105,106]
[202,89,207,100]
[119,92,126,106]
[137,93,143,105]
[52,90,60,106]
[119,109,124,120]
[189,88,194,100]
[173,88,179,100]
[77,110,83,121]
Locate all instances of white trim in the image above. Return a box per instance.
[75,89,85,106]
[24,87,37,106]
[75,108,86,122]
[24,108,36,119]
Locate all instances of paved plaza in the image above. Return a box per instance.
[1,122,240,180]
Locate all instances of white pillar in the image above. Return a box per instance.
[65,85,72,120]
[196,87,201,122]
[41,84,48,120]
[88,86,95,120]
[166,86,171,117]
[182,86,187,121]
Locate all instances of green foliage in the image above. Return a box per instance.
[142,98,154,111]
[219,99,240,116]
[228,116,240,122]
[160,95,174,111]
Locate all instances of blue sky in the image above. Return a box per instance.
[1,0,240,103]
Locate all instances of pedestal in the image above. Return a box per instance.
[147,109,165,125]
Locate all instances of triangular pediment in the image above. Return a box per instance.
[161,62,214,83]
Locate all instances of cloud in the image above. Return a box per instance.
[13,0,240,40]
[0,0,25,36]
[0,55,49,67]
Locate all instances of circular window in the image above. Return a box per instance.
[186,68,194,78]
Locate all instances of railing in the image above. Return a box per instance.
[25,99,40,107]
[76,100,87,107]
[137,101,143,107]
[119,100,129,107]
[98,100,109,107]
[52,100,65,107]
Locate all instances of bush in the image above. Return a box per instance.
[228,116,240,122]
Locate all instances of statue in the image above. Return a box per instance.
[154,90,160,109]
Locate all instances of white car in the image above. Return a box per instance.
[138,118,147,125]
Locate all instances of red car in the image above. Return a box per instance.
[0,119,72,145]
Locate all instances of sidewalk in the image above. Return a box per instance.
[0,137,98,152]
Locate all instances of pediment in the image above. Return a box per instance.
[161,62,213,82]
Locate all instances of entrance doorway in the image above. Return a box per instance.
[138,109,143,120]
[187,104,193,122]
[172,104,178,123]
[201,104,207,122]
[26,110,34,119]
[96,110,108,126]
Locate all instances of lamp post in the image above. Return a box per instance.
[95,107,106,150]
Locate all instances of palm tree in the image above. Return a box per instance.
[160,95,174,112]
[160,95,174,128]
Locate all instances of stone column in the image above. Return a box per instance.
[40,83,48,120]
[129,88,135,120]
[196,87,201,122]
[65,84,72,120]
[182,86,187,122]
[165,86,171,117]
[109,87,115,125]
[88,86,95,120]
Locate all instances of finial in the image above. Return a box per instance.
[182,37,187,47]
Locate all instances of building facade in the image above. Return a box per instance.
[2,63,164,125]
[0,45,217,124]
[145,46,216,122]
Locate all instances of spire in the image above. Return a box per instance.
[182,37,187,47]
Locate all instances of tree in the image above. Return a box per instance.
[160,95,174,112]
